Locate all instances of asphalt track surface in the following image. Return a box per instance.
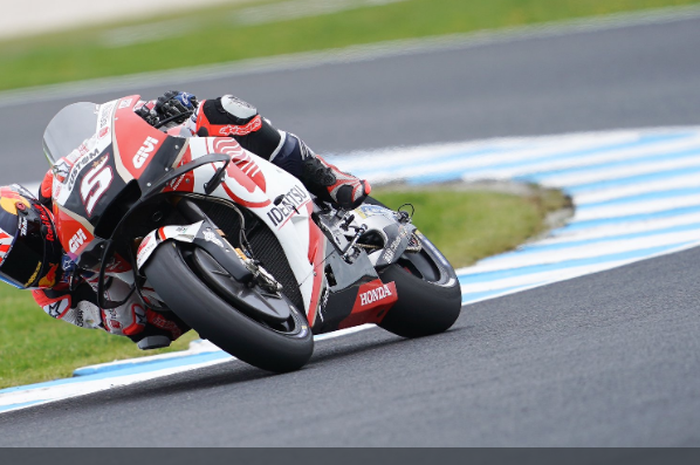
[1,12,700,447]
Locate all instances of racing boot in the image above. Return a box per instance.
[299,155,371,210]
[128,309,190,350]
[261,127,371,209]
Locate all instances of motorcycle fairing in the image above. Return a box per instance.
[184,136,322,316]
[309,240,396,333]
[51,96,187,261]
[340,279,398,330]
[45,95,400,334]
[351,203,419,267]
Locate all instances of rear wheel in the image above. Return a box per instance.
[362,196,462,338]
[143,241,313,373]
[378,233,462,338]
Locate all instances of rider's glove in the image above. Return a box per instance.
[135,105,160,126]
[154,91,199,126]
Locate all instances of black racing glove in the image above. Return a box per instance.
[153,90,199,126]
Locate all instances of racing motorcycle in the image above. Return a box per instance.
[41,95,462,373]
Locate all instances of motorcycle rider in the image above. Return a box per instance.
[0,91,371,350]
[142,90,369,210]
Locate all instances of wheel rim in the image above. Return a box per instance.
[182,245,310,339]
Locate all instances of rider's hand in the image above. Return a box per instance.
[154,91,199,125]
[134,105,160,126]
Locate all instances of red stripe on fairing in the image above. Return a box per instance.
[211,155,271,208]
[221,181,271,209]
[305,214,326,327]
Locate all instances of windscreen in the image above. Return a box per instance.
[42,102,99,165]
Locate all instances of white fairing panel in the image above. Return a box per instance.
[186,138,316,313]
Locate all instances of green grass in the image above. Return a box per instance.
[373,184,570,268]
[0,0,698,91]
[0,285,200,389]
[0,187,570,389]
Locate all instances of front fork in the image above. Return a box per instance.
[136,198,294,322]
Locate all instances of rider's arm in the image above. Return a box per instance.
[192,94,369,208]
[32,283,104,330]
[191,96,283,159]
[192,95,317,178]
[32,277,189,345]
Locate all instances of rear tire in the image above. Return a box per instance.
[143,241,313,373]
[378,234,462,338]
[362,196,461,338]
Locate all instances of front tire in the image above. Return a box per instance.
[143,241,314,373]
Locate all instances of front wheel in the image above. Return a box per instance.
[143,241,314,373]
[378,233,462,338]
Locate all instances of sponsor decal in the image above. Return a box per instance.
[17,216,28,236]
[163,223,201,241]
[118,98,133,109]
[382,233,406,263]
[38,263,58,288]
[38,207,55,242]
[24,261,42,287]
[340,280,398,329]
[98,101,116,131]
[77,143,90,157]
[68,228,87,253]
[102,307,122,332]
[104,257,132,274]
[176,92,195,108]
[356,204,390,219]
[137,234,153,256]
[147,311,182,339]
[267,186,309,227]
[0,186,32,215]
[136,233,158,269]
[359,283,395,307]
[52,181,62,200]
[98,126,110,139]
[133,304,147,326]
[52,159,72,183]
[133,136,159,169]
[45,298,70,318]
[320,287,329,317]
[168,172,192,191]
[136,234,157,269]
[202,227,224,247]
[123,303,148,336]
[65,148,103,192]
[217,115,262,136]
